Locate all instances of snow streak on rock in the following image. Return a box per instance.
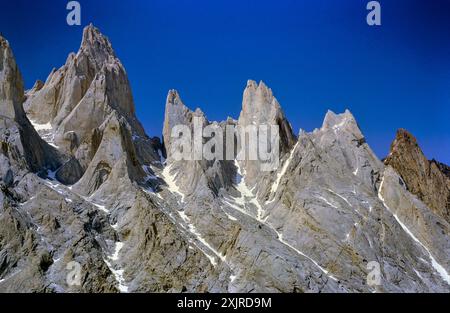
[232,160,265,221]
[42,175,129,292]
[161,164,185,203]
[161,163,227,268]
[178,210,226,267]
[378,174,450,285]
[29,119,57,148]
[223,183,338,282]
[269,142,298,195]
[104,241,128,292]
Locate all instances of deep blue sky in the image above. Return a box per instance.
[1,0,449,163]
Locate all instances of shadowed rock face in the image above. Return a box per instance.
[385,129,450,223]
[0,36,61,174]
[1,25,449,293]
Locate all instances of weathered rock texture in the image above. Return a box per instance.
[1,25,449,293]
[24,24,160,176]
[0,36,60,174]
[385,129,450,223]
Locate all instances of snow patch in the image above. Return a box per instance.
[177,210,226,267]
[331,117,349,135]
[378,174,450,285]
[104,241,128,292]
[232,160,265,221]
[161,164,185,203]
[222,199,254,219]
[224,212,238,221]
[269,142,298,195]
[30,121,52,131]
[222,198,338,282]
[276,231,338,282]
[110,242,124,261]
[158,149,166,163]
[326,189,352,207]
[326,188,363,217]
[81,196,109,213]
[142,165,158,181]
[315,195,338,209]
[29,119,58,148]
[413,269,424,281]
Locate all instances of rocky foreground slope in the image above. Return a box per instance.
[0,25,449,292]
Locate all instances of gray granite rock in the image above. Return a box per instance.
[1,25,448,293]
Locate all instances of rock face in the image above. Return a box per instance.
[162,90,193,156]
[0,36,25,121]
[1,27,219,293]
[24,24,159,173]
[0,34,115,293]
[239,80,296,154]
[0,36,60,174]
[236,80,296,187]
[385,129,450,223]
[1,25,449,293]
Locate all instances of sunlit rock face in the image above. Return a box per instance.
[0,26,449,293]
[384,129,450,223]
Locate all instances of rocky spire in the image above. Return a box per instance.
[24,24,142,155]
[321,109,364,137]
[162,90,197,158]
[0,35,61,173]
[385,129,450,222]
[238,80,296,154]
[79,23,116,70]
[0,35,26,122]
[234,80,296,188]
[3,30,450,293]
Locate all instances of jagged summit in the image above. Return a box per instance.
[162,80,296,162]
[28,79,44,93]
[319,109,366,142]
[0,34,60,173]
[20,26,159,196]
[166,89,185,107]
[385,128,450,222]
[237,79,296,187]
[2,26,450,294]
[0,34,8,47]
[0,35,26,121]
[162,89,194,155]
[239,79,296,149]
[241,80,276,117]
[81,24,112,47]
[244,79,273,96]
[79,24,116,64]
[322,109,354,128]
[24,24,143,150]
[387,128,419,153]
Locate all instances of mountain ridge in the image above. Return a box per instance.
[0,25,449,293]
